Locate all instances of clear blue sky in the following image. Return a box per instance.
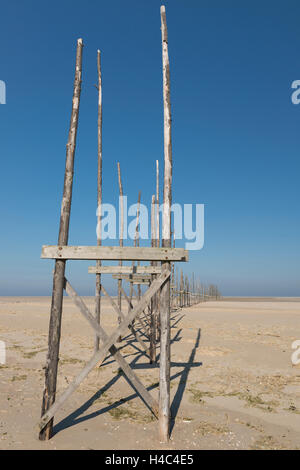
[0,0,299,296]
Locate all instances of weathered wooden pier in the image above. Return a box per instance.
[38,6,219,444]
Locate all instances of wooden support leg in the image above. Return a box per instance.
[149,299,156,364]
[95,272,101,351]
[159,4,172,443]
[39,37,83,441]
[150,196,157,364]
[159,261,171,442]
[39,259,65,440]
[95,49,103,352]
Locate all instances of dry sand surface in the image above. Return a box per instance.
[0,296,300,450]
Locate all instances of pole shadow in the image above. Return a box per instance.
[52,315,198,437]
[170,328,201,435]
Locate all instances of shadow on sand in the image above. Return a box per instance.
[53,318,202,437]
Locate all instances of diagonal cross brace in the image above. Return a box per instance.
[128,284,151,335]
[65,280,156,409]
[100,284,149,355]
[120,286,150,338]
[38,271,170,432]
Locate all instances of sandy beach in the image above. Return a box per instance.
[0,297,300,450]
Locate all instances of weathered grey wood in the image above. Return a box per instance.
[100,284,149,355]
[63,280,157,413]
[117,162,124,332]
[128,191,142,315]
[132,281,151,285]
[171,231,175,309]
[156,160,160,247]
[128,285,150,337]
[155,160,160,340]
[159,5,172,443]
[39,38,83,441]
[41,245,188,261]
[120,286,148,335]
[95,49,103,352]
[180,270,184,307]
[175,267,179,308]
[136,193,142,301]
[150,195,156,364]
[112,274,152,281]
[38,272,169,431]
[88,266,162,274]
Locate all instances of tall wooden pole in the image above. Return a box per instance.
[159,5,172,443]
[175,267,178,308]
[180,269,184,307]
[155,160,160,339]
[150,195,156,363]
[129,191,141,314]
[95,49,103,352]
[171,230,175,309]
[117,162,124,338]
[39,38,83,441]
[156,159,160,247]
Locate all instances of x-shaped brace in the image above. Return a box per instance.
[39,270,170,432]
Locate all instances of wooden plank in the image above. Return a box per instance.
[132,281,150,285]
[41,246,188,261]
[88,266,162,274]
[112,274,152,281]
[38,271,169,431]
[39,38,83,442]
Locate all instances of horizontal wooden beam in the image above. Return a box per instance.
[112,274,152,281]
[88,266,162,275]
[133,281,150,285]
[41,246,189,262]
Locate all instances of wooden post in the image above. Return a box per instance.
[180,270,184,307]
[171,230,175,309]
[159,5,172,443]
[136,193,142,302]
[156,159,160,247]
[186,278,188,306]
[128,191,141,315]
[117,162,124,338]
[155,159,160,340]
[39,38,83,441]
[95,49,103,352]
[150,195,156,363]
[175,267,178,308]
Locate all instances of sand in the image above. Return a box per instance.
[0,296,300,450]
